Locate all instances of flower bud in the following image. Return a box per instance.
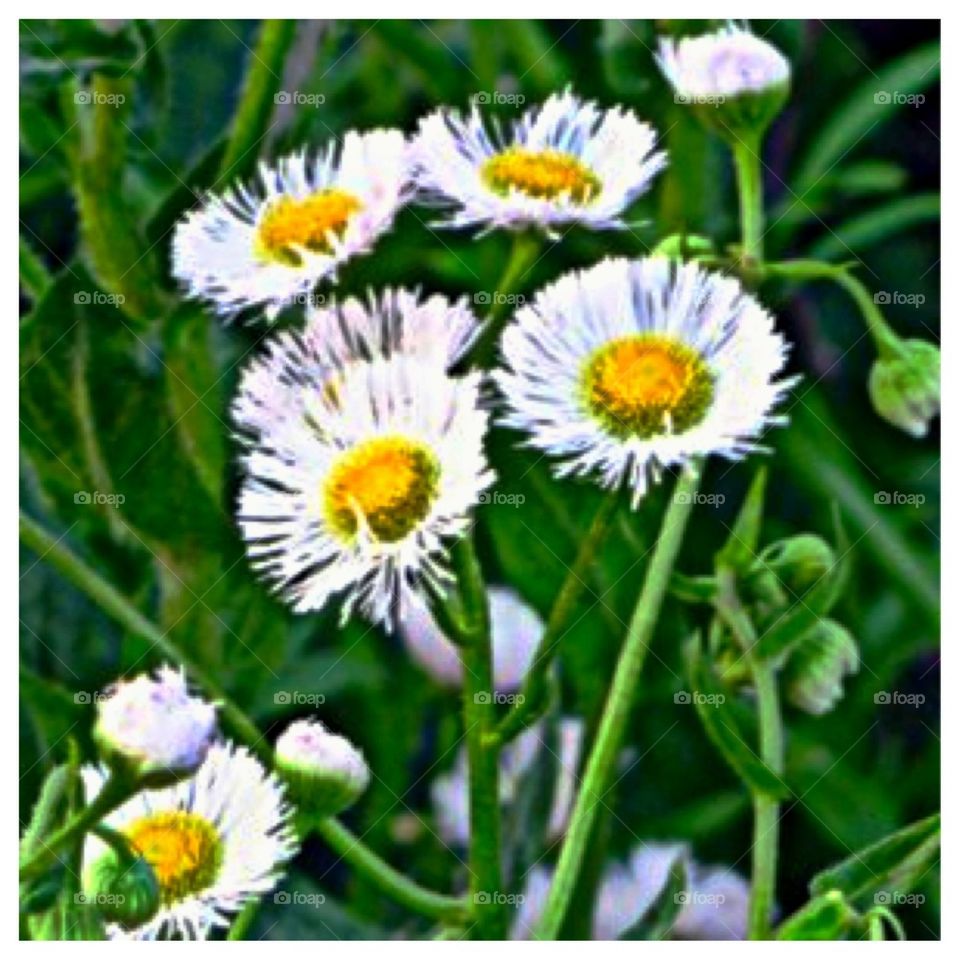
[92,665,217,787]
[784,619,859,715]
[657,24,790,141]
[759,534,836,597]
[274,719,369,818]
[868,339,940,438]
[85,852,161,931]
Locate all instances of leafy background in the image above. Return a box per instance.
[20,19,940,939]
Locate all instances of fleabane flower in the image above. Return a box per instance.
[657,24,790,138]
[400,585,541,691]
[172,130,409,321]
[275,718,370,818]
[93,665,217,784]
[412,89,666,236]
[496,257,796,507]
[81,742,296,940]
[234,349,494,630]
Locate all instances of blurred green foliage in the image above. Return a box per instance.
[20,19,939,939]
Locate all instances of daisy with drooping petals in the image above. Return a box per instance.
[172,130,410,321]
[234,347,493,630]
[81,742,296,940]
[656,23,790,104]
[412,89,666,236]
[495,257,796,507]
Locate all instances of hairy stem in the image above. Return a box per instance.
[534,466,701,939]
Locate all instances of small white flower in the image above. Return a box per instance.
[400,585,542,691]
[82,742,297,940]
[234,348,493,631]
[512,843,750,940]
[274,718,369,817]
[172,130,410,321]
[411,88,666,235]
[432,717,584,848]
[496,257,796,507]
[657,23,790,102]
[93,665,216,780]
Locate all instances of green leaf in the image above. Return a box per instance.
[809,812,940,910]
[715,467,767,573]
[618,856,687,940]
[775,890,859,940]
[793,42,940,192]
[683,634,790,800]
[20,763,73,860]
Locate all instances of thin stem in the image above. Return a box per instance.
[216,20,297,186]
[309,817,469,925]
[468,232,541,366]
[533,466,701,939]
[19,511,266,759]
[495,491,619,745]
[450,535,504,939]
[20,773,131,879]
[715,569,783,940]
[733,135,764,264]
[832,269,905,360]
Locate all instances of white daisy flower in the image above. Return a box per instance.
[93,665,216,782]
[81,742,296,940]
[172,129,410,321]
[495,257,796,508]
[657,23,790,103]
[411,88,666,235]
[234,351,493,630]
[512,843,750,940]
[400,584,542,691]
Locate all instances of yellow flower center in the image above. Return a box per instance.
[256,189,362,266]
[581,334,714,438]
[323,436,441,544]
[481,147,601,203]
[124,811,223,906]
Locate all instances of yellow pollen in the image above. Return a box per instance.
[256,189,362,266]
[124,811,223,906]
[481,147,601,203]
[323,436,440,544]
[581,334,714,439]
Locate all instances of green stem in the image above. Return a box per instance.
[469,232,541,366]
[18,512,266,759]
[533,466,701,939]
[832,270,905,360]
[716,569,783,940]
[19,773,131,879]
[495,491,619,745]
[217,20,297,186]
[450,536,504,939]
[309,817,469,924]
[733,135,764,263]
[227,898,262,941]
